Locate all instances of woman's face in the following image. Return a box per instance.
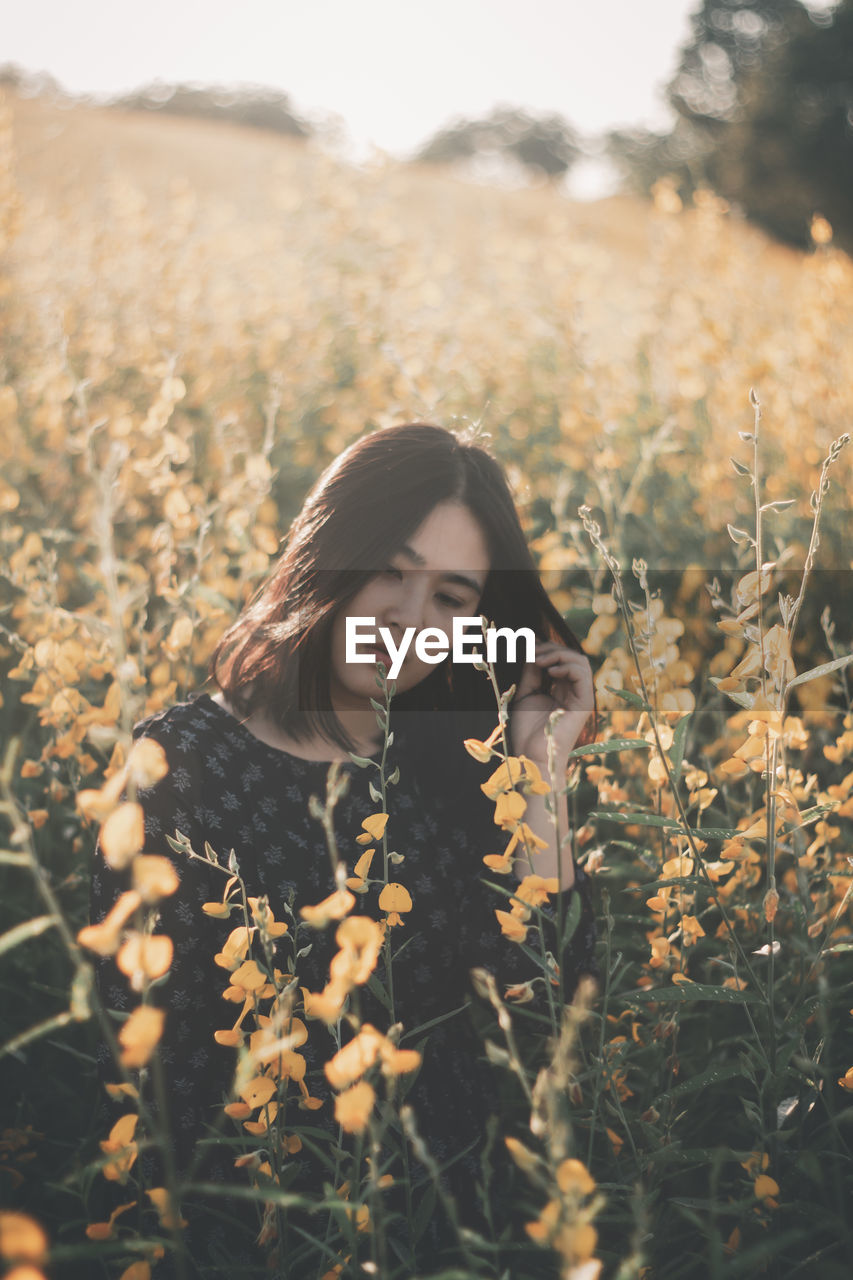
[328,501,490,708]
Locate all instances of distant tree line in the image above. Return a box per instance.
[608,0,853,250]
[0,64,313,142]
[413,106,581,180]
[111,82,312,140]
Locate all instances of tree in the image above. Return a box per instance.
[113,82,313,141]
[414,107,581,181]
[609,1,853,251]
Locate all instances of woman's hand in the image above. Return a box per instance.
[509,640,594,767]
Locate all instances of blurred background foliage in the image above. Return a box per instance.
[608,0,853,252]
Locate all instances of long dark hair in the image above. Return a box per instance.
[211,424,589,759]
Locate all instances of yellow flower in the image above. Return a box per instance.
[146,1187,187,1231]
[118,1005,165,1068]
[99,1114,138,1183]
[132,855,179,902]
[0,1212,49,1263]
[330,916,383,985]
[345,848,375,891]
[356,813,388,844]
[381,1047,421,1077]
[680,915,706,947]
[302,985,348,1023]
[300,888,356,927]
[464,724,504,762]
[504,1136,539,1172]
[85,1200,136,1240]
[378,881,412,927]
[504,981,537,1003]
[116,934,174,990]
[100,802,146,870]
[248,897,288,937]
[118,1263,152,1280]
[202,901,232,918]
[754,1173,780,1203]
[77,890,141,957]
[556,1158,596,1196]
[230,959,268,993]
[243,1102,279,1135]
[494,789,527,829]
[334,1081,375,1134]
[513,874,558,909]
[213,926,253,970]
[495,909,528,942]
[481,757,524,799]
[126,738,169,789]
[519,756,551,794]
[325,1025,386,1090]
[240,1076,277,1109]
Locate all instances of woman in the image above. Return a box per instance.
[90,423,597,1275]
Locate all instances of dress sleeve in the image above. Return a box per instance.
[89,739,238,1185]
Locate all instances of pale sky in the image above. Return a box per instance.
[6,0,699,162]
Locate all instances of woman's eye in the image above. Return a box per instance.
[436,594,465,609]
[383,566,403,580]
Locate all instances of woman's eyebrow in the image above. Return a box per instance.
[440,571,485,596]
[396,546,484,596]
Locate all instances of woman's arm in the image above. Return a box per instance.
[508,642,595,890]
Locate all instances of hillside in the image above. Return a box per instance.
[3,87,850,563]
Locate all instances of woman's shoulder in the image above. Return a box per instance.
[131,692,261,783]
[133,692,224,747]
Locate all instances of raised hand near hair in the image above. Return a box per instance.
[509,640,594,767]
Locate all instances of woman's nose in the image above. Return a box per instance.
[383,578,428,635]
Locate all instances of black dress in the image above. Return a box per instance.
[90,694,597,1276]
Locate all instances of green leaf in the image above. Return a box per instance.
[795,804,838,828]
[624,982,761,1005]
[566,738,650,760]
[560,887,582,952]
[411,1182,438,1245]
[0,914,58,958]
[365,972,393,1015]
[787,652,853,691]
[709,677,754,709]
[589,810,682,830]
[655,1061,747,1104]
[400,1002,469,1043]
[605,686,651,712]
[669,713,692,785]
[630,875,708,893]
[686,827,742,841]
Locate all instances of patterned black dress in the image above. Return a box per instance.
[90,694,597,1275]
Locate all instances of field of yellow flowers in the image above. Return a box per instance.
[1,88,852,1279]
